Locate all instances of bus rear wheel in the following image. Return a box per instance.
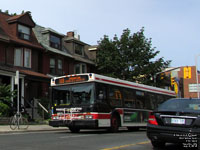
[109,115,119,133]
[69,127,80,133]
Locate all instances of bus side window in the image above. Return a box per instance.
[135,91,145,109]
[96,84,106,102]
[157,95,165,107]
[108,86,122,107]
[148,93,157,110]
[124,88,135,108]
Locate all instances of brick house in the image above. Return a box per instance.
[33,27,95,76]
[164,66,200,98]
[0,12,50,117]
[33,25,74,76]
[0,12,96,119]
[64,31,95,74]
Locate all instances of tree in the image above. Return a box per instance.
[96,28,171,87]
[0,84,16,117]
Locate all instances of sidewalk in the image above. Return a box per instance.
[0,125,67,133]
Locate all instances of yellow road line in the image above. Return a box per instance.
[101,141,150,150]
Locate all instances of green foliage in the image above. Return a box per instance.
[21,10,25,14]
[0,84,16,102]
[4,10,9,14]
[0,84,16,117]
[0,102,10,117]
[0,9,17,16]
[96,28,171,87]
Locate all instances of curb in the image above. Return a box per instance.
[0,125,67,134]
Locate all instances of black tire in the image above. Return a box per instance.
[127,127,139,131]
[10,116,17,130]
[109,115,119,133]
[19,117,29,130]
[69,127,80,133]
[151,140,165,148]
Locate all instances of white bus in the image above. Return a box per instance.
[49,73,176,133]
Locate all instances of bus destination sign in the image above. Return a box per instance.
[55,75,89,85]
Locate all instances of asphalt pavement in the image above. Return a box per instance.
[0,124,67,133]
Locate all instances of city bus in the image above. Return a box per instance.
[49,73,176,133]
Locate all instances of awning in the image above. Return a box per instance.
[19,69,50,79]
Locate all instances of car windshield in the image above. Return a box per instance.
[158,98,200,112]
[52,83,95,106]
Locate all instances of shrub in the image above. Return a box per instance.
[0,84,16,117]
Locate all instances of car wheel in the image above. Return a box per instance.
[151,140,165,148]
[127,127,139,131]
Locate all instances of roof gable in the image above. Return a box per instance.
[7,12,35,27]
[0,12,43,50]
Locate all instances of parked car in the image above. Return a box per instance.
[147,98,200,149]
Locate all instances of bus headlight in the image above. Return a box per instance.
[53,116,59,120]
[85,115,93,119]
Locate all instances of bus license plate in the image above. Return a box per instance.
[171,118,185,124]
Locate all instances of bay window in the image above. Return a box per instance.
[14,48,31,68]
[74,63,87,74]
[24,49,31,68]
[14,48,23,66]
[50,58,56,74]
[50,58,63,75]
[58,59,63,75]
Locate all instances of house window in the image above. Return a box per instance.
[75,43,84,56]
[58,59,63,75]
[14,48,31,68]
[24,49,31,68]
[14,48,23,66]
[75,64,81,74]
[50,58,56,74]
[50,34,61,49]
[18,24,31,40]
[74,63,87,74]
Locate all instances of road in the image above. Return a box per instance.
[0,128,189,150]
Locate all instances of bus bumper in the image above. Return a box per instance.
[49,120,99,129]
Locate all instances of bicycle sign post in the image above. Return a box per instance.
[10,70,29,130]
[15,70,20,129]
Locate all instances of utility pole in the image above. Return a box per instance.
[15,70,20,128]
[195,55,200,98]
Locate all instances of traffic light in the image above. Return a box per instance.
[160,73,165,80]
[171,77,175,85]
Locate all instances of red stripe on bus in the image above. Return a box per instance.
[95,77,175,96]
[92,113,111,119]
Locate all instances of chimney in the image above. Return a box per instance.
[67,31,74,37]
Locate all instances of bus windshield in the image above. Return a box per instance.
[52,83,95,106]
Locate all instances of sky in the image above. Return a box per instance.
[1,0,200,68]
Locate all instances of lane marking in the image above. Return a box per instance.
[60,134,94,139]
[101,141,150,150]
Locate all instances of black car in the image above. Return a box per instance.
[147,98,200,149]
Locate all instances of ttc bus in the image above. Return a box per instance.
[49,73,176,133]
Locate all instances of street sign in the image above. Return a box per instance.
[189,84,200,92]
[184,67,191,79]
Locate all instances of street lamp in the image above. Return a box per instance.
[195,55,200,98]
